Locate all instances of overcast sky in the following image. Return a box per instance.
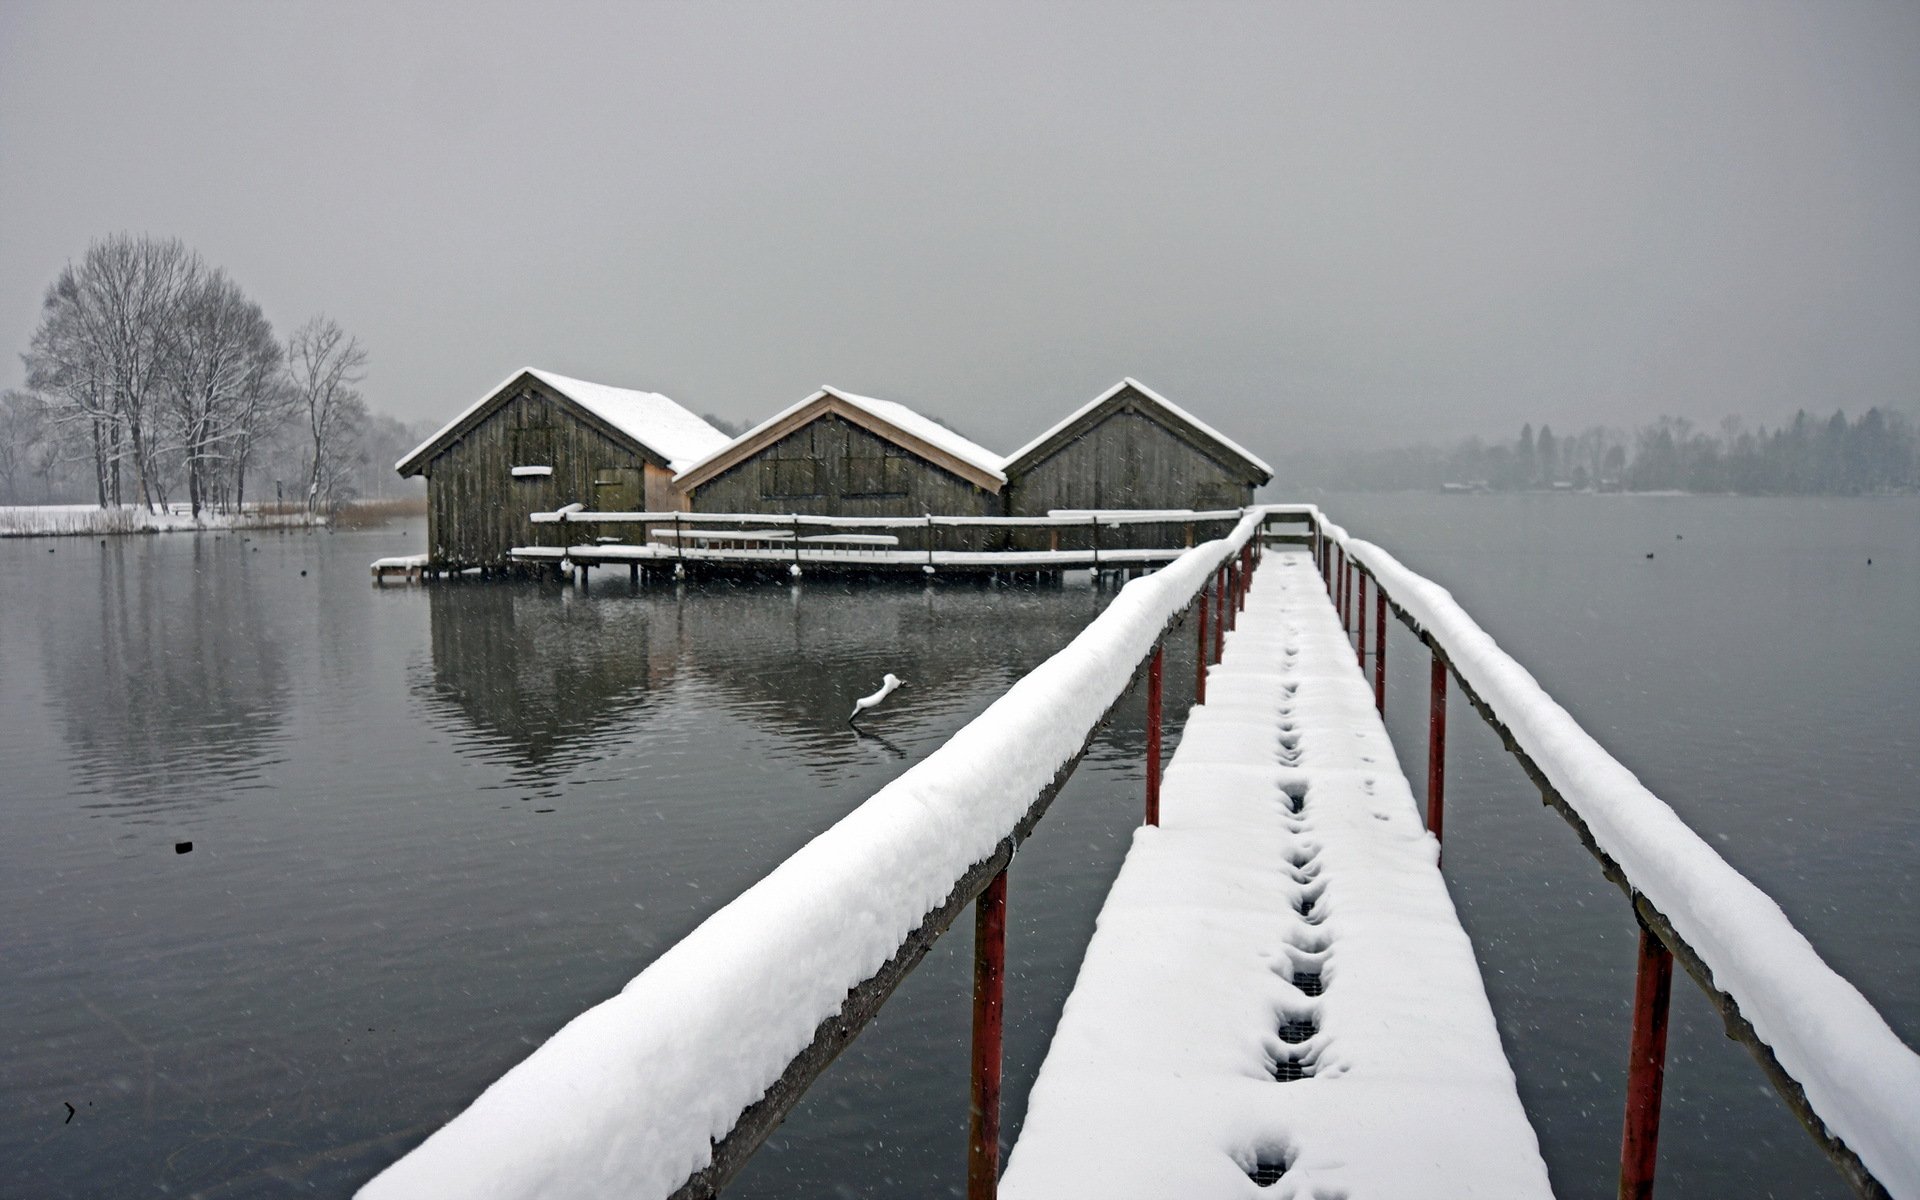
[3,1,1916,455]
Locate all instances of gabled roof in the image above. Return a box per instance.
[1003,377,1273,484]
[395,368,730,477]
[674,386,1008,492]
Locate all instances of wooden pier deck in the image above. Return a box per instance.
[1001,549,1551,1197]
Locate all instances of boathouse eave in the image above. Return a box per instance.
[395,368,719,478]
[673,387,1008,495]
[1003,377,1274,486]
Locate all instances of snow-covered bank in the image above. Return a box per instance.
[1316,510,1920,1196]
[1002,552,1552,1198]
[0,503,323,538]
[358,514,1264,1200]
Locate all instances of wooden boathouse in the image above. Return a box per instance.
[1002,377,1273,516]
[395,368,730,569]
[673,386,1007,519]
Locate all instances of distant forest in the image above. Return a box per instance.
[1279,409,1920,495]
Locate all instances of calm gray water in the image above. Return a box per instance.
[0,497,1913,1198]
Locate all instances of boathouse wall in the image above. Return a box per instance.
[688,414,1002,520]
[1005,400,1260,517]
[423,384,674,568]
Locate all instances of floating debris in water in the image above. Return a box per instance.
[174,841,193,854]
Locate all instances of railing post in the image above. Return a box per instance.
[1619,922,1675,1200]
[1335,544,1345,612]
[1214,567,1226,661]
[1427,651,1447,852]
[1146,642,1163,826]
[1373,586,1387,714]
[1356,572,1368,668]
[1195,586,1210,704]
[968,868,1008,1200]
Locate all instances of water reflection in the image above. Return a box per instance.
[40,537,289,819]
[412,584,676,775]
[413,577,1111,780]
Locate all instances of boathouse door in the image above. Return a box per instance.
[592,466,643,511]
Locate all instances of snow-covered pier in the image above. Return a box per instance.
[1000,548,1553,1197]
[359,508,1920,1200]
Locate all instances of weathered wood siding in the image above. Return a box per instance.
[1007,407,1255,514]
[1005,403,1257,550]
[424,385,663,566]
[690,415,1001,517]
[687,416,1004,552]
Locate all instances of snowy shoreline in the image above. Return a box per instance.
[0,503,328,538]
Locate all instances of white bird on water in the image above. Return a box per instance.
[849,673,906,724]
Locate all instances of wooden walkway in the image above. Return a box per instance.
[1001,549,1552,1197]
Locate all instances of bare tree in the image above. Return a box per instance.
[285,315,369,513]
[21,235,199,510]
[24,266,118,505]
[161,270,283,515]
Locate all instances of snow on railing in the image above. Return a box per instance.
[359,513,1267,1200]
[1311,509,1920,1199]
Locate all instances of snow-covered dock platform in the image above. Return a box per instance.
[1002,550,1552,1198]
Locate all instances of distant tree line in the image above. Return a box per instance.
[1,233,427,511]
[1278,410,1920,495]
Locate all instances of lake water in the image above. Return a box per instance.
[1,496,1913,1198]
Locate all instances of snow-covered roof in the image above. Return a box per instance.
[674,386,1007,487]
[1003,377,1273,481]
[396,368,731,476]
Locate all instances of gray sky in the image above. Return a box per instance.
[3,1,1916,455]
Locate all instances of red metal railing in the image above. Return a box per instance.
[1307,509,1901,1200]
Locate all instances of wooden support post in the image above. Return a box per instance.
[1427,652,1447,851]
[1195,587,1209,704]
[968,868,1008,1200]
[928,515,937,570]
[1373,586,1387,714]
[1619,924,1675,1200]
[1090,518,1100,571]
[1145,642,1163,826]
[1335,545,1345,611]
[1357,572,1369,668]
